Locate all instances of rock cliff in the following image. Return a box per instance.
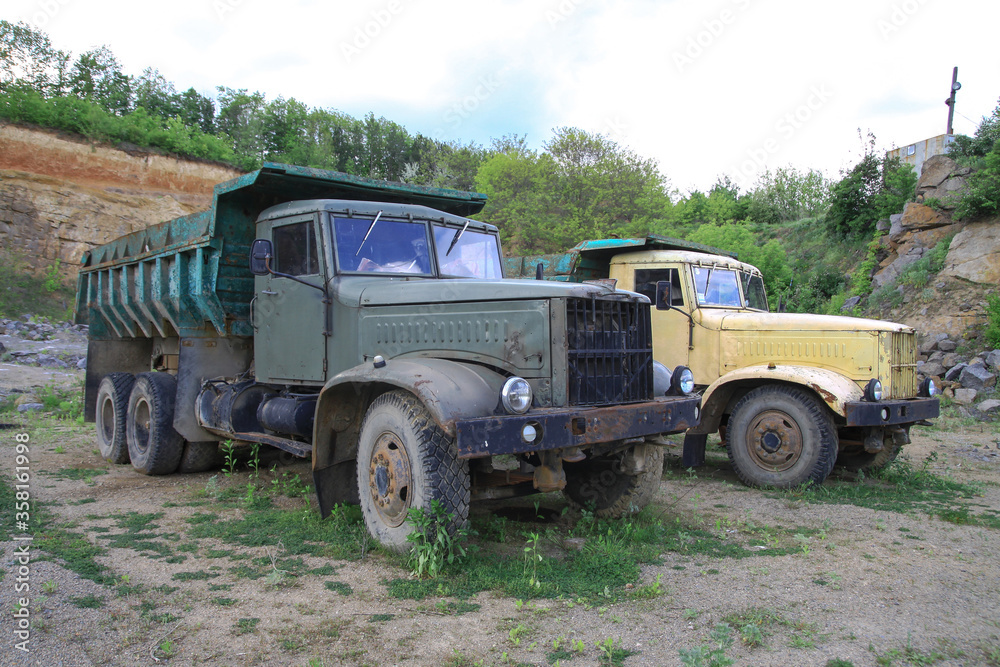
[0,123,241,280]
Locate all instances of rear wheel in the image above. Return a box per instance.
[177,441,220,473]
[95,372,134,464]
[126,373,184,476]
[356,390,470,553]
[726,385,837,488]
[564,443,664,518]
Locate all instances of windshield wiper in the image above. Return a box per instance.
[445,219,470,257]
[355,210,383,256]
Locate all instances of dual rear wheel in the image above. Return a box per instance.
[96,372,218,475]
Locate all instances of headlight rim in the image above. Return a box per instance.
[864,378,883,402]
[501,376,533,414]
[670,366,695,395]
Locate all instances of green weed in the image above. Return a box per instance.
[405,500,470,579]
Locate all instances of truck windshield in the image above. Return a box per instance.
[740,272,768,311]
[333,216,433,275]
[692,266,742,307]
[433,226,503,279]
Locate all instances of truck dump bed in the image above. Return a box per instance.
[503,235,736,282]
[76,163,487,340]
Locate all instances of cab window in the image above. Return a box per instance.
[634,268,684,306]
[273,221,319,276]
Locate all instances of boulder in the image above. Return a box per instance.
[945,363,967,382]
[959,364,997,391]
[986,350,1000,372]
[952,388,978,405]
[917,155,958,192]
[920,361,945,378]
[16,403,44,413]
[940,352,962,370]
[937,339,957,352]
[840,296,861,311]
[940,222,1000,285]
[919,338,938,355]
[898,202,950,233]
[977,399,1000,417]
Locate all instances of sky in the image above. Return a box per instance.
[6,0,999,194]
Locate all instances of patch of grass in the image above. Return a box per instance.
[186,503,373,560]
[721,607,786,649]
[68,594,104,609]
[389,508,789,603]
[45,467,107,482]
[233,617,260,635]
[324,581,353,596]
[172,570,219,582]
[368,613,394,622]
[212,597,238,607]
[782,458,999,528]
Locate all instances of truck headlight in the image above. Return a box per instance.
[864,378,883,402]
[918,377,938,397]
[671,366,695,395]
[501,377,532,414]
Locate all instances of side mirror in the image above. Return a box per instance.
[249,239,273,276]
[655,281,672,310]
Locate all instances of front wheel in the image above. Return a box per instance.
[356,390,470,553]
[563,443,664,518]
[726,385,837,488]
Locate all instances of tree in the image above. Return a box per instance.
[69,46,131,115]
[216,87,267,170]
[0,20,70,95]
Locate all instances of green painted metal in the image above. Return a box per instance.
[77,163,488,340]
[504,235,737,282]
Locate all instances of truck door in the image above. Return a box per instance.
[254,215,328,384]
[633,267,691,370]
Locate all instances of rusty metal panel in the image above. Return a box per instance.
[844,398,939,426]
[455,396,701,458]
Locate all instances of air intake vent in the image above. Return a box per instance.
[566,297,653,405]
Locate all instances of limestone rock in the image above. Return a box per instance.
[841,296,861,311]
[899,202,949,233]
[945,363,967,382]
[959,364,997,391]
[977,399,1000,417]
[941,352,962,370]
[920,361,945,378]
[985,350,1000,371]
[937,339,957,352]
[940,222,1000,284]
[952,388,978,405]
[917,155,958,192]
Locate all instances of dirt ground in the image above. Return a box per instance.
[2,380,1000,666]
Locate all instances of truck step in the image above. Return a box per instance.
[233,431,312,458]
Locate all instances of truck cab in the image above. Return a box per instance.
[507,236,940,489]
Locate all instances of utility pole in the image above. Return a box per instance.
[945,66,961,135]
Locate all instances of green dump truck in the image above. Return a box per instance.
[76,164,701,549]
[507,235,939,488]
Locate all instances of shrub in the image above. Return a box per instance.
[985,294,1000,349]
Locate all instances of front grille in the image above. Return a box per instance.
[566,297,653,406]
[888,331,917,398]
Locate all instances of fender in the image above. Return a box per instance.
[694,364,863,433]
[311,357,506,471]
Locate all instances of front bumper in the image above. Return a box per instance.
[454,395,701,458]
[844,397,939,427]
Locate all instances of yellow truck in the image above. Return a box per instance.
[506,236,940,488]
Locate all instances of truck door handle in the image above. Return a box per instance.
[261,290,278,295]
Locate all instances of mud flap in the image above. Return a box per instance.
[682,432,707,467]
[313,460,360,518]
